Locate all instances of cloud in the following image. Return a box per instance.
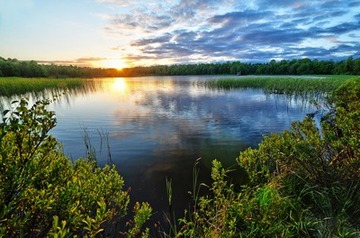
[171,0,229,19]
[109,13,174,32]
[96,0,134,7]
[255,0,307,9]
[37,60,76,65]
[99,0,360,65]
[37,57,107,67]
[349,1,360,7]
[207,10,273,27]
[75,57,106,63]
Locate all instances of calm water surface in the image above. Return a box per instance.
[2,76,319,225]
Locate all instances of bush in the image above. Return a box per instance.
[0,98,151,237]
[177,78,360,237]
[1,77,358,237]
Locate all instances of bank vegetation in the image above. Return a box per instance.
[0,75,359,237]
[1,56,360,78]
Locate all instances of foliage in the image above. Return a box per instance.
[1,56,360,78]
[0,71,358,237]
[176,160,310,237]
[0,77,85,96]
[0,57,122,78]
[120,57,360,76]
[176,77,360,237]
[205,75,349,95]
[0,98,152,237]
[124,202,152,238]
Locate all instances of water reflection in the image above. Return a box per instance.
[0,76,320,227]
[112,78,127,92]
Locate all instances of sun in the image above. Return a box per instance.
[99,59,127,70]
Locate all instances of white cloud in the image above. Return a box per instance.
[96,0,360,66]
[96,0,133,7]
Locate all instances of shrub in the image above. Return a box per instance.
[0,98,151,237]
[177,78,360,237]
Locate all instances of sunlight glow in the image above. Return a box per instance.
[99,59,127,70]
[112,78,127,92]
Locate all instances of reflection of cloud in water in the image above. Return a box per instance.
[43,76,320,221]
[144,162,175,175]
[111,130,136,139]
[49,76,316,165]
[108,80,317,156]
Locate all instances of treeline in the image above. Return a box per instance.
[121,57,360,76]
[1,56,360,78]
[0,57,121,78]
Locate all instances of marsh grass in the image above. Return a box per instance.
[205,75,352,95]
[0,77,85,96]
[81,128,114,165]
[174,78,360,237]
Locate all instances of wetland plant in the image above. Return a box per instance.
[0,77,85,97]
[175,77,360,237]
[0,98,152,237]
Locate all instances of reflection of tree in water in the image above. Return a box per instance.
[0,77,323,230]
[106,81,320,223]
[0,79,99,112]
[128,87,316,144]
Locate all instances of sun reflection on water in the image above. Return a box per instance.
[112,78,127,92]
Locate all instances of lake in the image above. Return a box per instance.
[1,75,319,226]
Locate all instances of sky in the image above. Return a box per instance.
[0,0,360,68]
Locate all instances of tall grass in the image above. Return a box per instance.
[205,75,353,95]
[0,77,85,96]
[81,128,114,165]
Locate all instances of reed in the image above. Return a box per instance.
[0,77,85,96]
[205,75,353,95]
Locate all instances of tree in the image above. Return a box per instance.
[354,58,360,75]
[345,56,354,74]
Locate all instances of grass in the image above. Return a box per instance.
[205,75,354,95]
[174,78,360,237]
[2,75,355,97]
[0,77,85,96]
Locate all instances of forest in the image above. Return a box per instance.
[1,56,360,78]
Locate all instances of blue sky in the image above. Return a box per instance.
[0,0,359,68]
